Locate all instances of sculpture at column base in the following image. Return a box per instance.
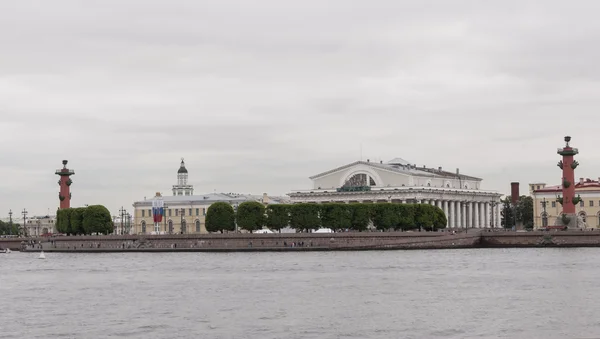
[552,213,579,229]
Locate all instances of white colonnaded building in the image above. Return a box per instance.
[288,158,502,228]
[132,159,290,234]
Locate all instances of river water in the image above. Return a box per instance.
[1,248,599,338]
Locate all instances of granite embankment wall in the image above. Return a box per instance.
[481,231,600,247]
[5,230,600,252]
[10,232,480,252]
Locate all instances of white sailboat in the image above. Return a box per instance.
[38,251,46,259]
[6,248,11,253]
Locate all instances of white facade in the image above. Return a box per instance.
[289,159,502,228]
[23,215,57,236]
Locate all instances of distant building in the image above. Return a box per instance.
[24,215,57,236]
[531,178,600,229]
[132,160,289,234]
[288,158,502,228]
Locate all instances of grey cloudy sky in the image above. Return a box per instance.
[1,0,599,217]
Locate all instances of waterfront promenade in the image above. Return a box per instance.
[4,229,600,252]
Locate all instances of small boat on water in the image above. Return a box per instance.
[38,251,46,259]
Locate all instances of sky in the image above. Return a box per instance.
[1,0,600,218]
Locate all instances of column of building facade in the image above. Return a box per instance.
[473,202,481,228]
[444,200,450,228]
[455,202,460,228]
[483,202,489,228]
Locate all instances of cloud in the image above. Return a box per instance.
[1,0,599,216]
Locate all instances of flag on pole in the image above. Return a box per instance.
[152,198,164,223]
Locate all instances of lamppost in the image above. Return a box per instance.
[541,197,548,228]
[8,209,12,236]
[180,208,185,234]
[233,203,239,232]
[21,208,28,237]
[119,206,126,235]
[163,204,168,233]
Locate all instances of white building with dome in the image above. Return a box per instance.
[288,158,502,229]
[132,159,290,234]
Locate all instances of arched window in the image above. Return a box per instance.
[181,220,187,234]
[343,173,367,187]
[141,221,146,234]
[541,212,548,227]
[597,212,600,227]
[195,220,201,232]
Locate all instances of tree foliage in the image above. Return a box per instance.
[289,204,322,232]
[349,203,371,231]
[265,204,290,232]
[320,203,352,231]
[70,207,86,235]
[83,205,113,235]
[267,202,448,232]
[206,202,236,233]
[236,201,266,233]
[0,220,19,235]
[501,196,533,229]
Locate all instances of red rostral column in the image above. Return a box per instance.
[557,136,579,217]
[55,160,75,209]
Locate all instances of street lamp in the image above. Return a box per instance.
[541,198,548,228]
[21,208,28,237]
[180,208,185,234]
[119,206,126,235]
[8,209,13,236]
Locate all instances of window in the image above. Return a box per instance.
[149,209,151,216]
[203,208,206,216]
[182,209,185,216]
[175,209,178,216]
[580,201,584,207]
[168,209,172,217]
[195,220,200,232]
[189,208,192,216]
[591,201,595,207]
[551,201,556,208]
[141,221,146,233]
[142,210,145,217]
[196,208,199,216]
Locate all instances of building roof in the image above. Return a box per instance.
[309,159,482,181]
[534,178,600,193]
[133,192,290,206]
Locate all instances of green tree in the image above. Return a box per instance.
[82,205,112,235]
[320,203,352,232]
[70,207,86,235]
[415,204,436,231]
[371,203,399,231]
[0,220,19,235]
[500,197,515,228]
[432,206,448,230]
[236,201,266,233]
[517,196,534,229]
[397,204,417,231]
[349,203,371,231]
[289,204,321,232]
[265,204,290,232]
[56,208,73,234]
[206,202,236,233]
